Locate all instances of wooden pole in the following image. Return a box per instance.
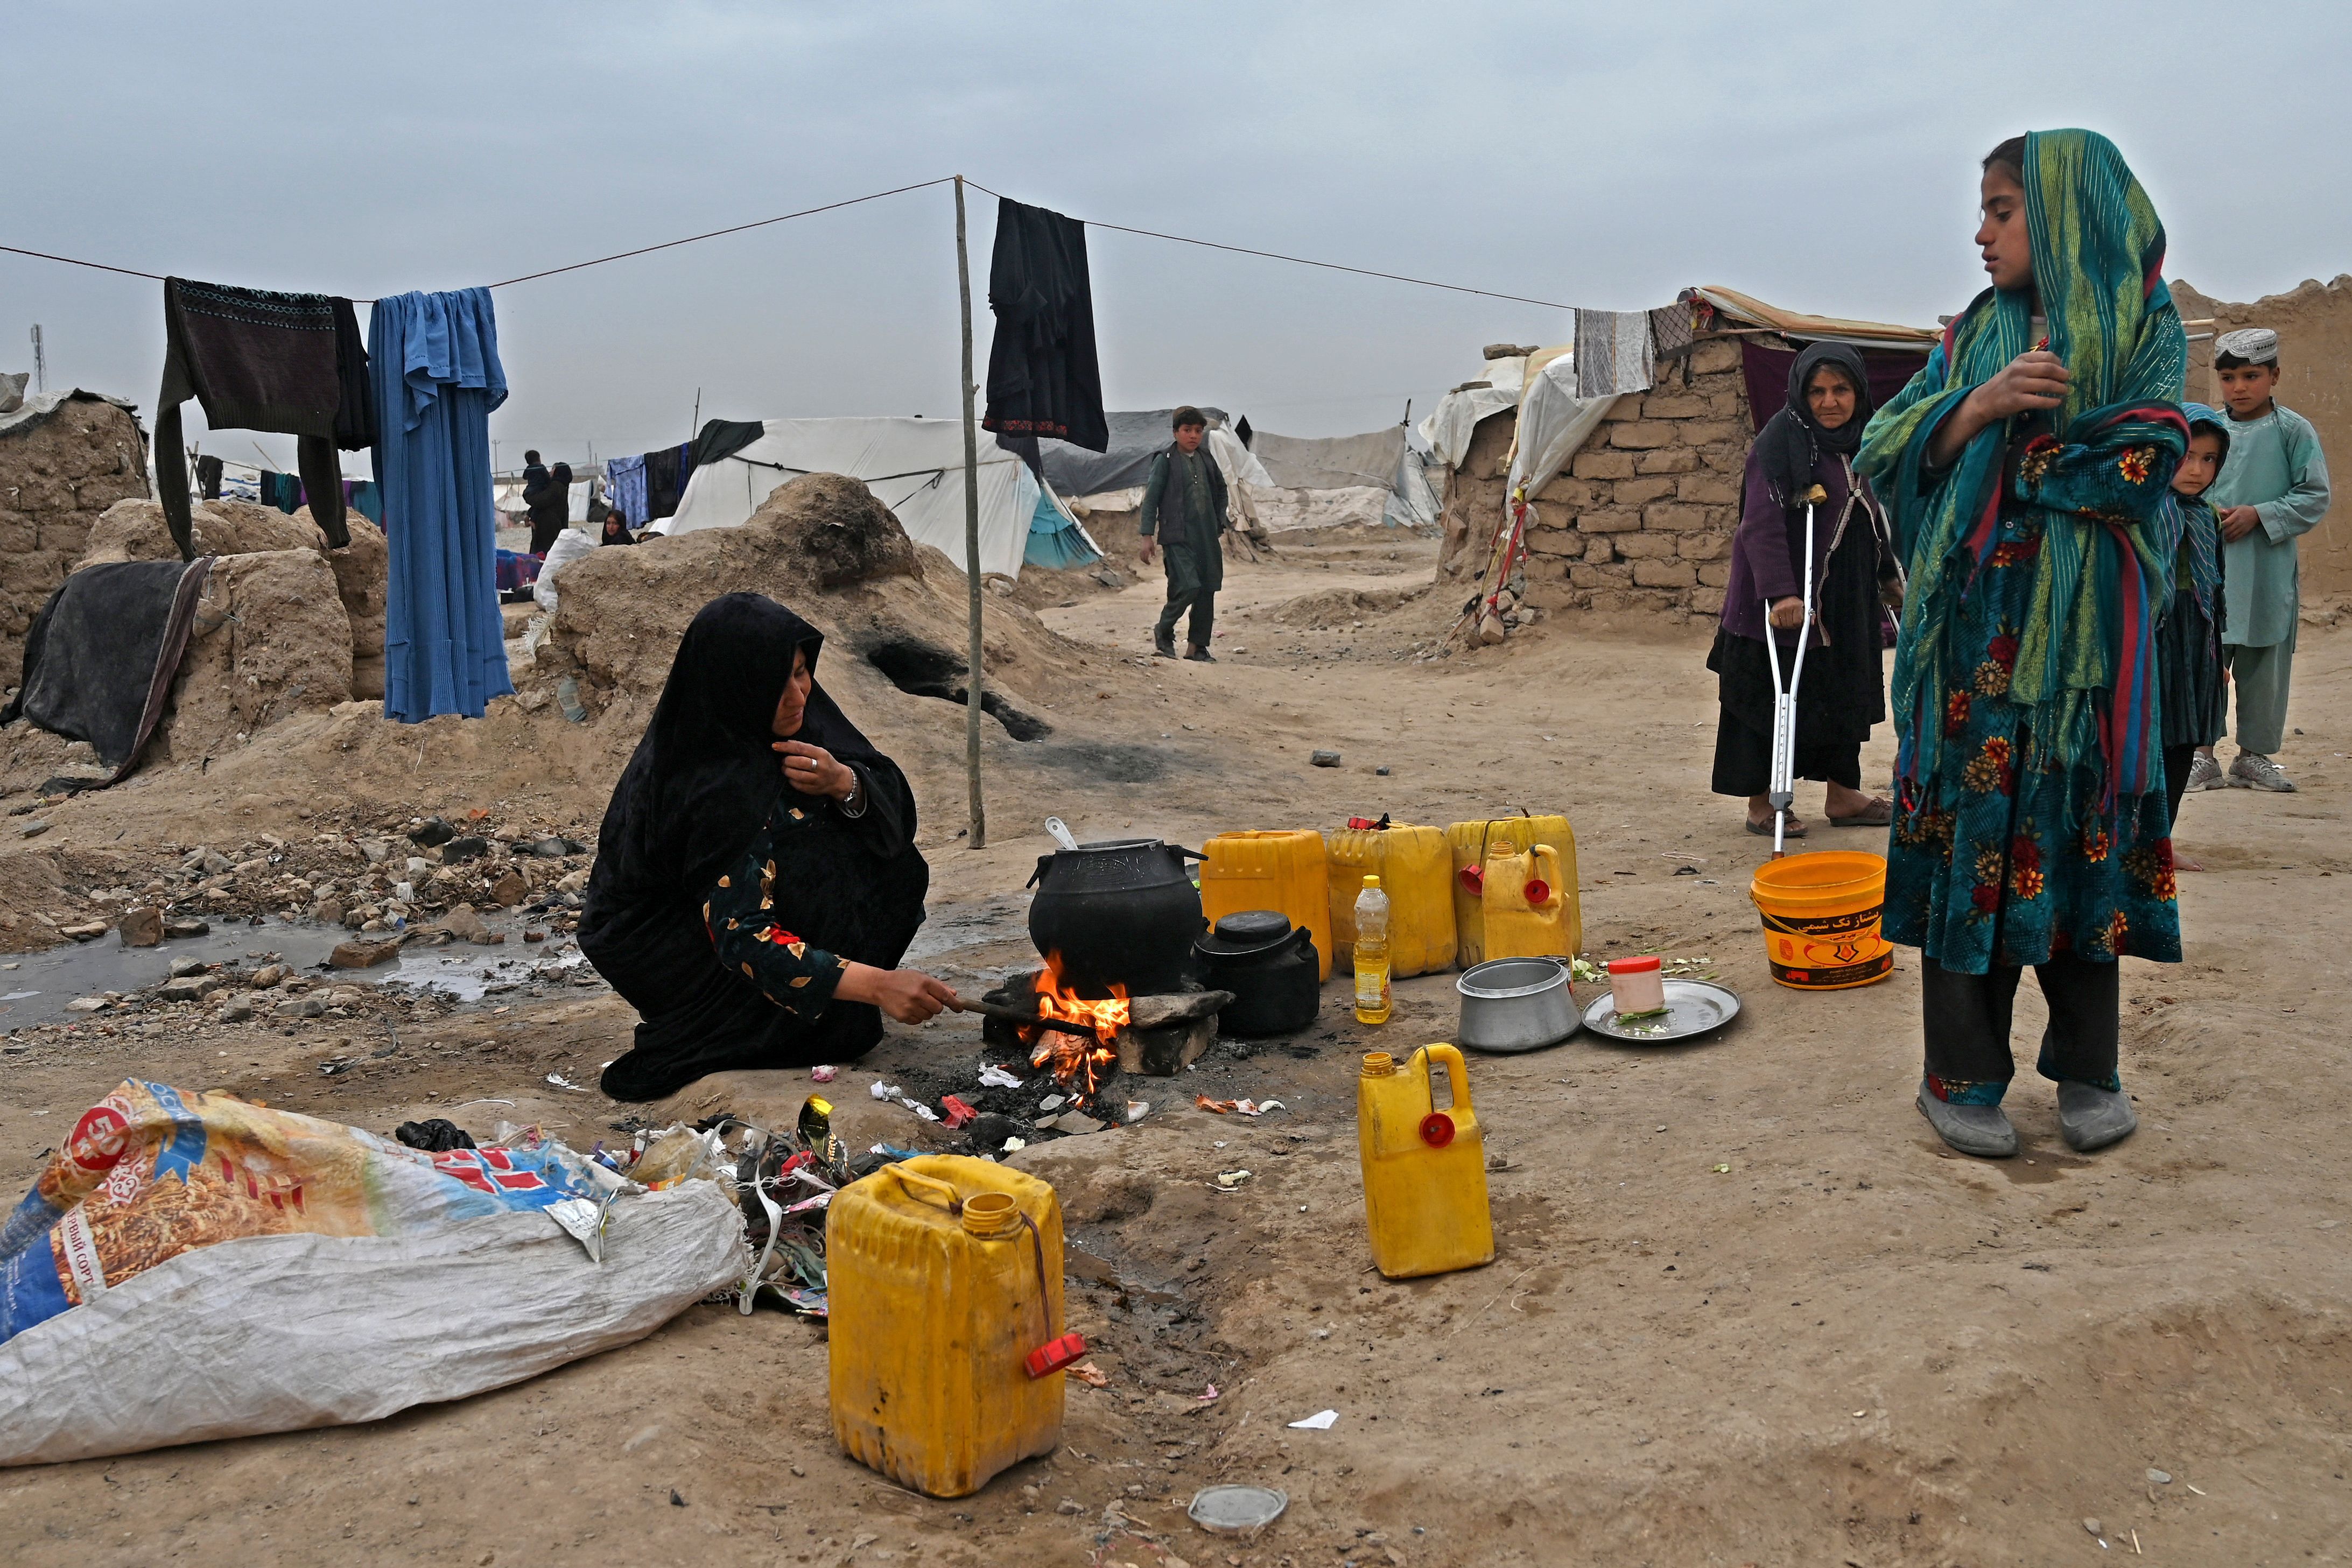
[954,176,988,849]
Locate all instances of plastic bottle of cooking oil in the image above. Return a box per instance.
[1353,875,1392,1025]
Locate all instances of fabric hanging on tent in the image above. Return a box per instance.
[194,455,223,500]
[643,443,689,521]
[689,418,766,472]
[982,197,1109,452]
[154,277,373,559]
[368,288,512,724]
[605,452,648,526]
[1037,408,1231,497]
[1023,485,1103,571]
[1574,309,1655,398]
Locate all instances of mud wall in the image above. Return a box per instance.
[1435,338,1752,618]
[2171,275,2352,602]
[0,398,150,689]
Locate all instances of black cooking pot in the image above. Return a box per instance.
[1194,910,1320,1037]
[1027,838,1205,998]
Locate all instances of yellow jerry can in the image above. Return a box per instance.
[1479,842,1575,961]
[1199,829,1333,980]
[1447,814,1581,966]
[1326,822,1456,978]
[828,1156,1071,1497]
[1357,1044,1494,1279]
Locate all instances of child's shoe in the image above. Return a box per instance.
[2228,752,2297,792]
[2184,751,2225,792]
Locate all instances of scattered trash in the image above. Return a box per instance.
[1213,1169,1252,1190]
[2147,1468,2171,1485]
[869,1142,924,1161]
[394,1118,476,1152]
[1287,1409,1339,1430]
[898,1098,940,1123]
[810,1065,838,1084]
[1712,1163,1732,1174]
[1068,1361,1111,1388]
[938,1094,980,1129]
[1196,1095,1286,1117]
[1198,1383,1220,1402]
[0,1082,742,1466]
[869,1079,901,1101]
[1189,1484,1288,1535]
[978,1063,1024,1089]
[545,1073,591,1093]
[1124,1101,1150,1123]
[1039,1093,1066,1112]
[1001,1137,1027,1155]
[1375,765,1391,776]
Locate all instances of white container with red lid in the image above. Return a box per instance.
[1605,955,1666,1018]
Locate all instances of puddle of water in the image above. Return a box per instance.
[0,916,589,1030]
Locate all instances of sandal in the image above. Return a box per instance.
[1745,815,1806,838]
[1827,798,1892,827]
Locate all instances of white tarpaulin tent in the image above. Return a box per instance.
[1417,355,1530,468]
[1506,354,1617,505]
[656,417,1089,579]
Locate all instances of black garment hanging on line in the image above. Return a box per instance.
[154,277,376,559]
[981,198,1108,452]
[194,455,223,500]
[643,443,690,521]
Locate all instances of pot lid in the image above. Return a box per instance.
[1195,909,1297,958]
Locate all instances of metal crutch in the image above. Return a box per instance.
[1762,484,1827,858]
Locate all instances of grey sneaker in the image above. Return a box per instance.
[2228,752,2296,791]
[2056,1081,2138,1152]
[1916,1079,2018,1158]
[2183,751,2225,792]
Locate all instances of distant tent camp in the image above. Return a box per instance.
[1036,407,1232,497]
[656,417,1098,579]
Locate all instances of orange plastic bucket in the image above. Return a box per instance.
[1747,851,1894,990]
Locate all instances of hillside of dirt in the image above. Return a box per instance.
[0,487,2347,1566]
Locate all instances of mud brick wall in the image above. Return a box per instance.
[1520,336,1751,618]
[0,399,150,688]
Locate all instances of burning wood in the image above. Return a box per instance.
[1027,961,1124,1092]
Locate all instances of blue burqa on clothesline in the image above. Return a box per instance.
[369,289,513,723]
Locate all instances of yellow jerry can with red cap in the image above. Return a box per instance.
[828,1155,1076,1497]
[1447,814,1580,966]
[1478,842,1575,961]
[1327,821,1455,978]
[1199,829,1333,981]
[1357,1044,1494,1279]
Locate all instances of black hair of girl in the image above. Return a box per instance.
[1982,135,2028,181]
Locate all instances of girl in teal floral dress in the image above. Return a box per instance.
[1858,130,2188,1159]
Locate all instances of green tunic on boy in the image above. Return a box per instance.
[2211,402,2330,754]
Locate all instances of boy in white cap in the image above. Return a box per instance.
[2187,327,2332,792]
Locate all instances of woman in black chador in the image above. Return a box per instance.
[580,594,956,1101]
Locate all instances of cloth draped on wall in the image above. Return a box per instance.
[982,197,1109,452]
[155,277,375,560]
[1740,341,1932,437]
[1857,128,2188,977]
[1574,309,1655,399]
[605,452,648,527]
[1,559,213,784]
[579,595,930,1102]
[368,288,512,724]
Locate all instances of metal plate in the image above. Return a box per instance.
[1188,1485,1289,1534]
[1578,978,1742,1043]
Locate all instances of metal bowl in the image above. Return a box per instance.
[1455,955,1579,1053]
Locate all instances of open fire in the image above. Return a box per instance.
[1027,959,1124,1093]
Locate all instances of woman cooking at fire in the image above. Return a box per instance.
[581,594,957,1101]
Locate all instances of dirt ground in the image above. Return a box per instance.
[3,521,2350,1568]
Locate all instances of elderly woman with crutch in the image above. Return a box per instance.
[1707,343,1900,838]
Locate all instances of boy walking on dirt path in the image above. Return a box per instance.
[2189,327,2332,793]
[1138,406,1227,662]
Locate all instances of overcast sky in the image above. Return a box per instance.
[6,1,2347,474]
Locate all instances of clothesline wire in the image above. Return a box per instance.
[4,173,1576,315]
[960,178,1575,311]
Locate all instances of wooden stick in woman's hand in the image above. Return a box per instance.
[948,997,1099,1037]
